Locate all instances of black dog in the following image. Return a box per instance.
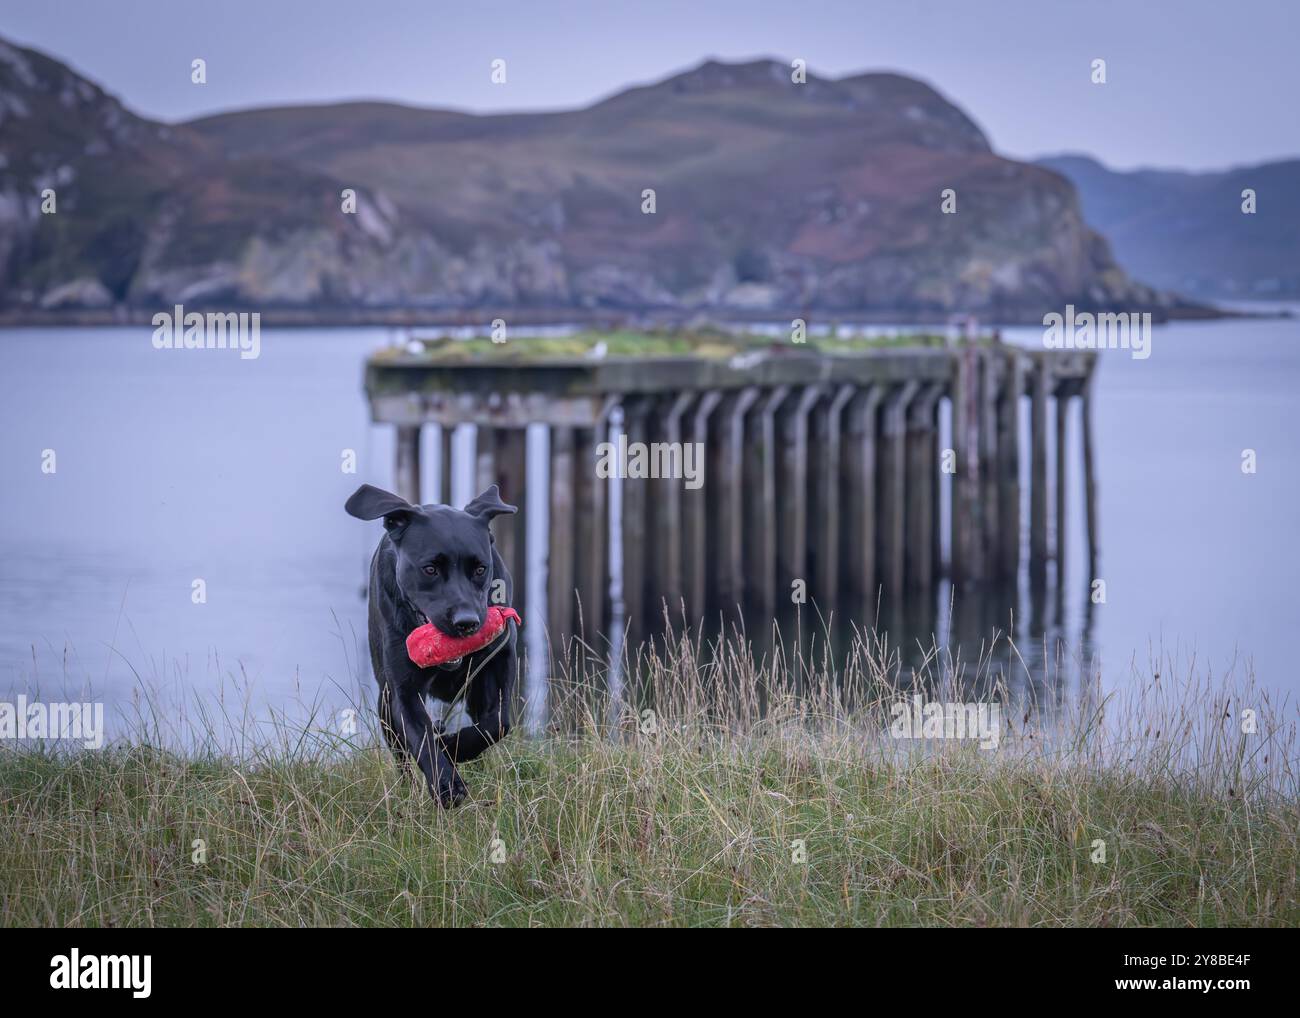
[345,482,518,807]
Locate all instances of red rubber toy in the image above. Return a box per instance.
[405,606,521,668]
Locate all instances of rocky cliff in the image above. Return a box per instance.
[0,37,1181,319]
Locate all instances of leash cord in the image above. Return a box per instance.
[437,618,518,725]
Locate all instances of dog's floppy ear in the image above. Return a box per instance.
[465,484,517,521]
[345,484,416,534]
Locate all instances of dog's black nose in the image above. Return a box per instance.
[452,614,480,637]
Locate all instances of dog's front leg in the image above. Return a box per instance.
[443,654,515,763]
[442,696,510,764]
[390,686,467,807]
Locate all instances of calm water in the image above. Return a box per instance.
[1,315,1297,739]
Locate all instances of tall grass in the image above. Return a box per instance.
[1,626,1295,926]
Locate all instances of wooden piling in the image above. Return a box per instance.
[1082,369,1099,581]
[618,398,651,649]
[1030,356,1050,586]
[808,385,855,606]
[647,392,696,626]
[842,386,884,604]
[950,348,979,585]
[488,428,528,619]
[807,390,832,605]
[1055,388,1068,579]
[931,391,943,585]
[906,383,942,590]
[743,386,789,621]
[395,425,421,505]
[996,352,1023,580]
[438,424,454,505]
[573,422,609,646]
[880,381,918,596]
[683,390,723,620]
[775,387,822,599]
[980,350,1001,574]
[713,387,760,619]
[474,427,495,496]
[547,426,576,667]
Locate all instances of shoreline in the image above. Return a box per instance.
[0,302,1276,331]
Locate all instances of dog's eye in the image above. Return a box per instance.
[473,565,487,578]
[422,564,437,577]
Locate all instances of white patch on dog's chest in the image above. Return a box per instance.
[429,698,474,734]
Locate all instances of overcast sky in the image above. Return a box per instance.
[5,0,1296,171]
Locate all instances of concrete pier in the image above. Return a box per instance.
[364,340,1098,655]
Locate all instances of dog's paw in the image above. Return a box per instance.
[435,771,469,809]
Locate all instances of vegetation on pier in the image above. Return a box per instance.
[376,328,951,363]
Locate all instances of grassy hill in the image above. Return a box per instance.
[0,36,1189,319]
